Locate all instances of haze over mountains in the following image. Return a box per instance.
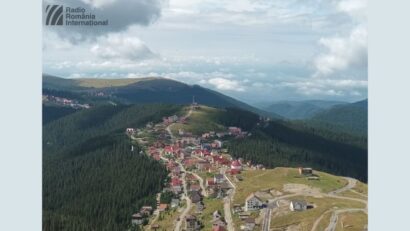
[260,100,346,120]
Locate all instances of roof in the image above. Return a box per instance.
[159,204,168,209]
[245,193,262,202]
[213,225,226,231]
[231,160,241,166]
[214,174,224,179]
[244,218,255,224]
[291,200,307,206]
[132,213,142,219]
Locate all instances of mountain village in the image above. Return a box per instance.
[125,104,368,231]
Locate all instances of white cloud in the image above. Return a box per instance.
[314,25,367,75]
[207,78,245,91]
[313,0,367,77]
[91,33,157,61]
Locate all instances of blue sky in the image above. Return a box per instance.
[43,0,367,103]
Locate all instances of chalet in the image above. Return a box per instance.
[206,178,216,187]
[298,167,313,176]
[202,133,211,139]
[196,161,211,171]
[245,194,263,211]
[190,191,202,203]
[158,204,168,212]
[214,174,225,184]
[219,182,232,192]
[140,206,153,216]
[131,213,144,225]
[185,215,201,231]
[244,218,256,230]
[228,127,242,135]
[171,198,180,208]
[126,128,136,135]
[190,184,201,192]
[213,225,226,231]
[213,140,223,148]
[289,200,307,211]
[171,177,182,194]
[229,169,241,175]
[151,224,160,230]
[230,160,242,171]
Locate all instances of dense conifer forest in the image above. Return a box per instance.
[43,104,181,230]
[219,108,368,182]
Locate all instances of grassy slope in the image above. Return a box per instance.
[270,196,365,230]
[170,106,226,136]
[233,168,347,204]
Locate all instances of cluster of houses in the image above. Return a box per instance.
[43,94,90,109]
[200,127,249,140]
[131,206,153,226]
[127,108,314,230]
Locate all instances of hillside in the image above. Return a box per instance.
[42,74,279,118]
[43,104,182,230]
[168,106,368,182]
[261,100,345,119]
[309,99,368,136]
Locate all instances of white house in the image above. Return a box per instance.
[289,200,307,211]
[245,194,263,211]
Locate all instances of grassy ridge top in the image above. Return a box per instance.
[74,77,161,88]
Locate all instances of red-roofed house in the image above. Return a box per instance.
[231,160,242,170]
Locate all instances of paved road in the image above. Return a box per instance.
[174,162,192,231]
[222,168,236,231]
[187,171,208,197]
[262,208,272,231]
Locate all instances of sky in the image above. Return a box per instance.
[43,0,367,104]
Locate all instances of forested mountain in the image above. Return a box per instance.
[216,108,368,182]
[43,74,280,118]
[43,104,181,230]
[308,99,368,136]
[260,100,345,119]
[43,105,79,124]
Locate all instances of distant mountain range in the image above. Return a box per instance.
[43,74,280,118]
[309,99,368,136]
[260,100,346,120]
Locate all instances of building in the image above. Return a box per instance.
[140,206,153,216]
[131,213,143,225]
[245,193,263,211]
[190,191,202,203]
[214,174,225,184]
[171,199,180,208]
[244,218,256,230]
[289,200,307,211]
[158,204,168,212]
[231,160,242,171]
[185,215,201,231]
[298,167,313,176]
